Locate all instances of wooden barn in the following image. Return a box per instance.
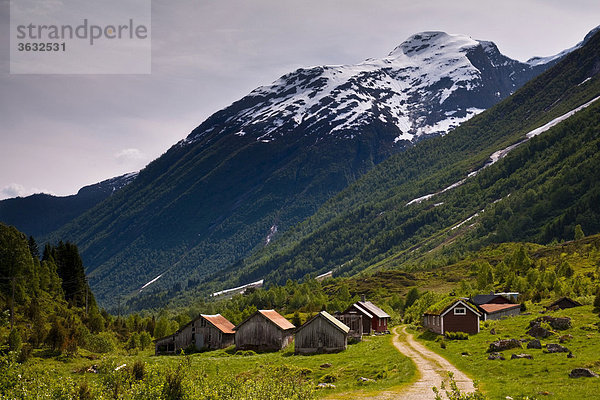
[470,293,520,321]
[423,298,482,335]
[295,311,350,354]
[155,314,235,355]
[547,297,582,310]
[478,303,521,321]
[234,309,295,352]
[342,298,390,335]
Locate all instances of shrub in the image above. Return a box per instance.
[445,331,469,340]
[319,373,337,383]
[235,350,257,356]
[84,332,117,353]
[131,360,146,381]
[75,381,94,400]
[163,368,185,400]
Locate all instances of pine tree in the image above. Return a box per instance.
[574,224,585,241]
[405,288,420,310]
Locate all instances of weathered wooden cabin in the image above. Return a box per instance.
[234,309,295,351]
[295,311,350,354]
[342,299,390,335]
[334,312,363,341]
[155,314,235,355]
[423,298,481,335]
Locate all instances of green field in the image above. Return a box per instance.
[3,334,415,399]
[414,304,600,400]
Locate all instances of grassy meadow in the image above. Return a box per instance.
[414,304,600,400]
[1,334,415,399]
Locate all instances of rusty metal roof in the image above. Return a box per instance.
[259,309,295,330]
[201,314,236,334]
[479,303,521,314]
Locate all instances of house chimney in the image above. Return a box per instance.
[361,294,366,302]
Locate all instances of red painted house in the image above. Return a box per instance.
[423,298,482,335]
[342,299,390,335]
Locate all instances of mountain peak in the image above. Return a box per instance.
[389,31,479,58]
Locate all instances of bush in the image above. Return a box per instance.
[235,350,257,356]
[445,331,469,340]
[7,329,21,353]
[84,332,117,353]
[163,368,185,400]
[139,331,152,350]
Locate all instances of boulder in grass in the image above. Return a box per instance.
[545,343,570,353]
[529,316,572,331]
[488,339,521,353]
[488,352,505,360]
[527,339,542,349]
[527,325,551,338]
[569,368,598,378]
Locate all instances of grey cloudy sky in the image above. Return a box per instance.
[1,0,598,199]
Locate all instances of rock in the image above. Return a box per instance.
[317,383,336,389]
[545,343,570,353]
[527,339,542,349]
[488,352,505,360]
[567,352,574,358]
[550,317,572,330]
[490,328,496,335]
[527,324,551,339]
[320,363,332,369]
[559,334,573,343]
[86,365,98,374]
[569,368,598,378]
[511,353,533,359]
[358,377,376,383]
[529,316,572,331]
[461,351,470,356]
[488,339,521,353]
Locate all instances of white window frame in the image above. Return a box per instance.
[453,307,467,315]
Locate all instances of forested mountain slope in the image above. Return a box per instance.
[39,30,579,307]
[203,27,600,295]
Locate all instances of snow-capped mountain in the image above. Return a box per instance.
[32,29,591,308]
[184,31,561,147]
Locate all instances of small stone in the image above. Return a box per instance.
[559,334,573,343]
[320,363,332,369]
[317,383,336,389]
[527,339,542,349]
[569,368,599,378]
[358,377,376,383]
[511,353,533,359]
[567,352,574,358]
[490,328,496,335]
[488,352,505,360]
